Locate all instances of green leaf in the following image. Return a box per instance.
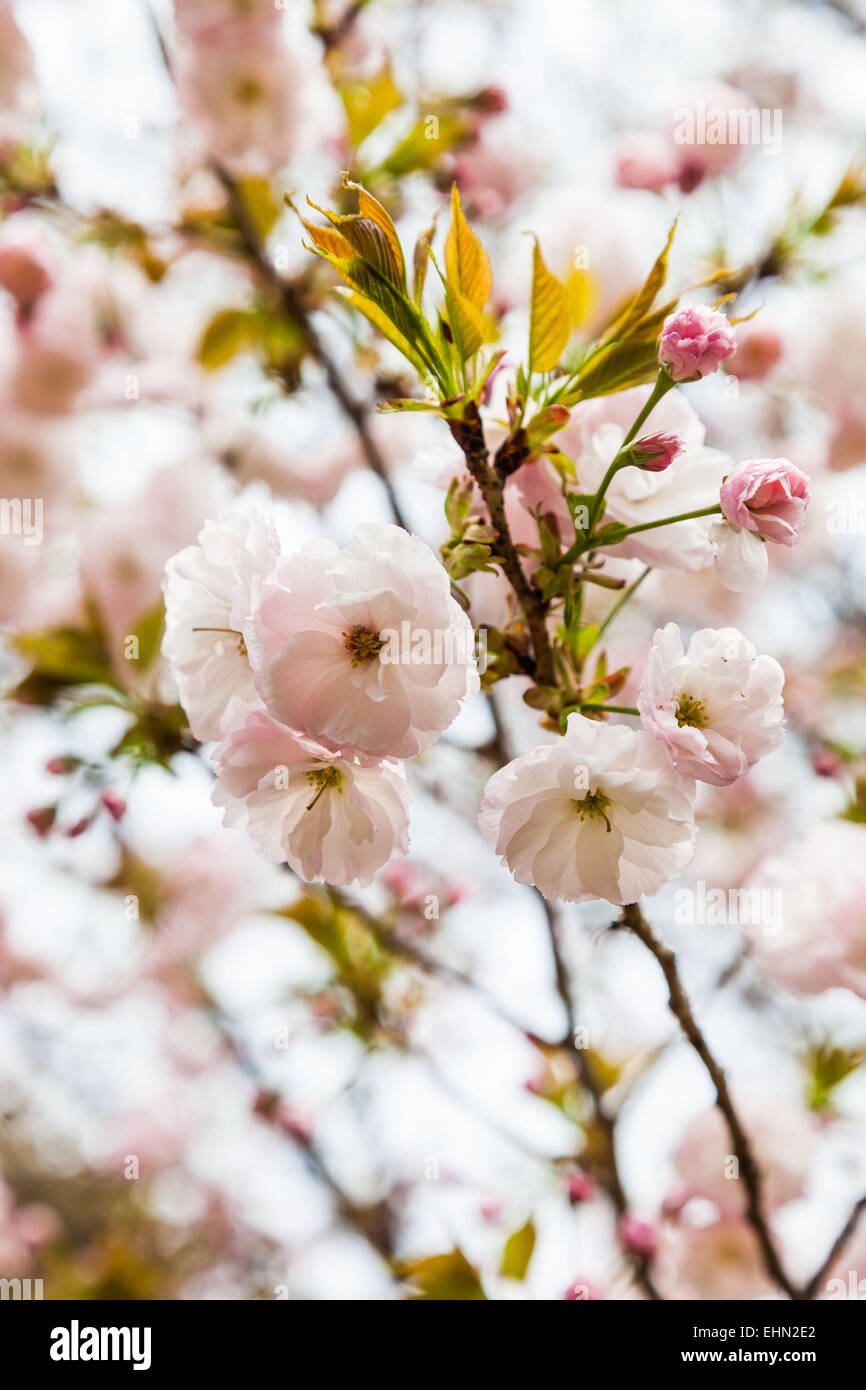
[529,238,571,373]
[500,1219,536,1280]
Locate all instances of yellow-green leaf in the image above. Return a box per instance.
[413,218,436,306]
[444,183,492,313]
[601,221,676,347]
[340,64,402,148]
[445,284,486,362]
[235,176,280,239]
[529,239,570,373]
[197,308,258,370]
[399,1249,487,1301]
[500,1219,536,1280]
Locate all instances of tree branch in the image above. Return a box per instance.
[620,902,800,1300]
[449,407,557,686]
[801,1194,866,1300]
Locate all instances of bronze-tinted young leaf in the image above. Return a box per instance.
[444,183,492,313]
[529,239,570,373]
[341,175,406,286]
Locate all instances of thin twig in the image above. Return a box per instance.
[621,902,800,1300]
[801,1195,866,1300]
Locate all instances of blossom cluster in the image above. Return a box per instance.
[163,511,479,885]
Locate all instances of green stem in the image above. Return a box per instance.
[576,371,676,548]
[594,504,722,546]
[595,566,651,643]
[580,703,639,716]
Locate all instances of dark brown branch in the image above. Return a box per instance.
[801,1195,866,1300]
[450,408,556,686]
[621,902,800,1300]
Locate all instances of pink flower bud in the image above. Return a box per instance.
[724,325,783,381]
[566,1171,597,1205]
[26,805,56,837]
[0,238,53,315]
[720,457,811,546]
[618,1213,658,1260]
[100,791,127,822]
[630,430,683,472]
[45,756,79,776]
[811,747,844,779]
[658,302,737,381]
[614,133,680,192]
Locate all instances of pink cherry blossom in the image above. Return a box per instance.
[614,132,680,192]
[478,713,696,906]
[9,285,102,415]
[250,523,479,759]
[719,457,811,546]
[212,712,412,887]
[177,23,300,175]
[658,302,737,381]
[163,503,281,743]
[672,1097,815,1220]
[658,1218,776,1301]
[637,624,785,786]
[745,820,866,1000]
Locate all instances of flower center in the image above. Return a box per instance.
[343,625,384,667]
[192,626,248,657]
[573,789,613,833]
[305,766,342,811]
[676,693,707,729]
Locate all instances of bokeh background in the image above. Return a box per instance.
[2,0,866,1300]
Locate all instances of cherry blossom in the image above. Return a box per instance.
[163,502,281,743]
[251,523,479,759]
[479,714,696,905]
[637,624,785,785]
[212,711,412,887]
